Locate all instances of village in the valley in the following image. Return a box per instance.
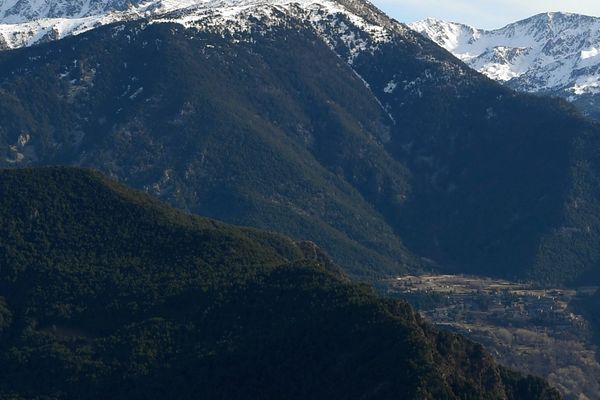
[380,275,600,399]
[382,275,597,331]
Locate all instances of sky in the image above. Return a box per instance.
[372,0,600,29]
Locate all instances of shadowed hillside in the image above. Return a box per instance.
[0,167,560,399]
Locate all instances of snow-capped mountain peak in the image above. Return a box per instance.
[410,12,600,117]
[0,0,403,52]
[409,18,480,54]
[0,0,143,23]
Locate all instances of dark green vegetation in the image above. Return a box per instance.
[1,7,600,285]
[0,20,419,279]
[350,28,600,286]
[578,289,600,348]
[0,167,560,399]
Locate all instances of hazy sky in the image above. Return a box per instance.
[372,0,600,29]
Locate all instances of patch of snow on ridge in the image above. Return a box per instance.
[571,75,600,96]
[149,0,393,65]
[0,0,394,52]
[581,47,600,60]
[383,80,396,93]
[0,13,122,49]
[409,18,480,56]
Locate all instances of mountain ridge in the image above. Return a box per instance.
[0,0,408,52]
[410,12,600,118]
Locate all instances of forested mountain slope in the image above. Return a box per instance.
[0,167,561,400]
[0,0,600,286]
[0,20,420,278]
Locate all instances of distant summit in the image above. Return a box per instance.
[411,12,600,118]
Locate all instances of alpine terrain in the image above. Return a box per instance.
[1,0,600,287]
[0,0,598,397]
[411,12,600,118]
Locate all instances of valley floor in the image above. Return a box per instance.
[379,275,600,400]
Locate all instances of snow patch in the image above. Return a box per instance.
[129,87,144,100]
[383,80,397,93]
[570,75,600,96]
[581,47,600,60]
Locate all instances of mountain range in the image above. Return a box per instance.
[1,0,600,286]
[0,167,561,399]
[411,12,600,118]
[2,0,600,397]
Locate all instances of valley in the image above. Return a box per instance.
[380,275,600,399]
[0,0,598,398]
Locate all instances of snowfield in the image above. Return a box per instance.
[410,13,600,101]
[0,0,397,54]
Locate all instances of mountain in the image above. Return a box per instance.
[0,167,561,399]
[410,13,600,118]
[1,0,600,286]
[0,0,400,50]
[0,0,143,22]
[0,0,426,280]
[0,0,145,49]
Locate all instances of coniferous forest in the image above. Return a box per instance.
[1,0,600,398]
[0,168,560,399]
